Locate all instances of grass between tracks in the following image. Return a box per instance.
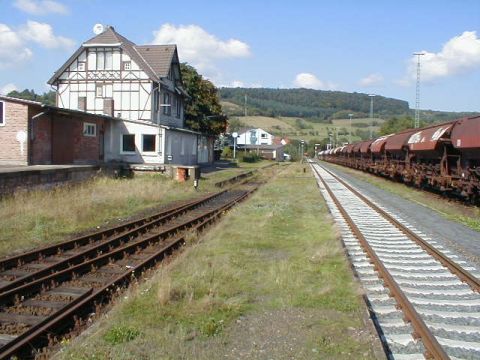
[56,163,379,360]
[0,161,268,258]
[325,162,480,232]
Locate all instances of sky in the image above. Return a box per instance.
[0,0,479,112]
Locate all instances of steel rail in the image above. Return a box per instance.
[0,191,228,294]
[311,164,450,360]
[0,190,226,271]
[0,185,260,359]
[319,163,480,292]
[0,190,250,305]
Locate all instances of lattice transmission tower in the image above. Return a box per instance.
[414,52,425,128]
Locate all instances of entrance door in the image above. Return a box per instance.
[52,119,74,164]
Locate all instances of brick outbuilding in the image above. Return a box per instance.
[0,96,111,165]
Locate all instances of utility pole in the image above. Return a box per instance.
[348,113,353,143]
[244,94,247,117]
[369,94,375,139]
[414,52,425,129]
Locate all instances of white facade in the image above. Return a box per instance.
[237,128,274,146]
[47,26,205,166]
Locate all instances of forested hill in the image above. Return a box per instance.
[219,88,410,120]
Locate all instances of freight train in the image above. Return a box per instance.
[319,115,480,203]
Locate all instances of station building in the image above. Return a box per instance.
[0,25,213,167]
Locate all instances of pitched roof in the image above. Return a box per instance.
[48,26,179,85]
[134,45,177,78]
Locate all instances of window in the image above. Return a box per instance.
[176,97,181,118]
[162,92,171,115]
[261,133,267,139]
[123,61,131,70]
[105,52,113,70]
[96,51,113,70]
[142,134,156,152]
[96,84,103,98]
[121,134,135,153]
[83,122,96,137]
[0,101,5,126]
[78,62,85,71]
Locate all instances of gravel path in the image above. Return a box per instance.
[320,162,480,267]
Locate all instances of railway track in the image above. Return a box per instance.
[0,183,260,359]
[310,160,480,360]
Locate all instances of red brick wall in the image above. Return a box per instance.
[31,114,52,164]
[0,101,29,165]
[31,114,107,165]
[71,117,105,164]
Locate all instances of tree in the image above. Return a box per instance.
[180,63,227,135]
[7,89,56,106]
[379,116,421,135]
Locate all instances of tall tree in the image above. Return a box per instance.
[379,116,418,135]
[6,89,56,106]
[180,63,227,135]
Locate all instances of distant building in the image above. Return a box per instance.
[236,128,273,146]
[46,25,212,166]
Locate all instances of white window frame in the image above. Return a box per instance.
[261,133,268,139]
[77,61,86,71]
[0,101,5,126]
[120,134,136,154]
[162,92,171,115]
[96,84,103,98]
[141,134,156,154]
[83,122,96,137]
[123,61,131,71]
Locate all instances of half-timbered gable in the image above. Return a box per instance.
[47,26,187,127]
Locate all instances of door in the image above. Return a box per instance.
[51,118,74,164]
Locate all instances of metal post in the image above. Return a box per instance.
[233,136,237,160]
[369,94,375,139]
[414,52,425,129]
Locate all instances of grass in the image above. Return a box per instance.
[56,164,378,360]
[0,161,267,258]
[326,162,480,232]
[233,115,385,142]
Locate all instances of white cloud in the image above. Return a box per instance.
[293,73,337,90]
[231,80,244,88]
[0,83,18,95]
[152,23,251,76]
[0,23,33,67]
[13,0,68,15]
[403,31,480,84]
[359,73,384,87]
[20,21,75,49]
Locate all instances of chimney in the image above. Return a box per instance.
[103,98,114,116]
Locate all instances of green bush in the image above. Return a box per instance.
[104,326,141,345]
[221,146,233,159]
[240,152,261,163]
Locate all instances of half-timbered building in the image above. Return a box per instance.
[47,26,211,166]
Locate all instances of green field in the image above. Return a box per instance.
[229,114,384,143]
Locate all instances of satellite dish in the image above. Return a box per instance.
[93,24,105,35]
